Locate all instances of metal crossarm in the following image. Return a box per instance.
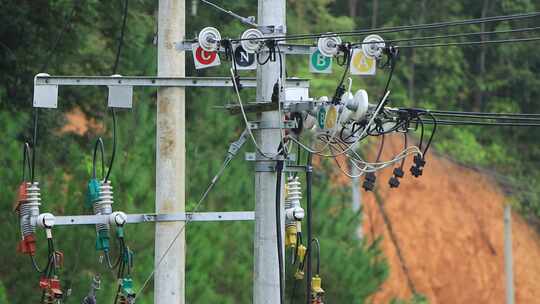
[33,75,309,108]
[34,75,309,87]
[175,41,313,55]
[52,211,255,226]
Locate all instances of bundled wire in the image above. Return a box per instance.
[230,68,286,158]
[419,112,437,159]
[331,44,352,104]
[40,237,60,304]
[256,40,279,65]
[264,46,398,162]
[222,39,243,91]
[113,228,133,304]
[289,47,400,165]
[429,110,540,126]
[397,108,540,127]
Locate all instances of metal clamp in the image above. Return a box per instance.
[284,165,309,173]
[258,25,286,35]
[248,120,297,130]
[245,152,296,162]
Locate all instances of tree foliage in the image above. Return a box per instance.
[1,0,539,303]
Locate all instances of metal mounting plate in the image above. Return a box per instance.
[108,85,133,108]
[33,83,58,108]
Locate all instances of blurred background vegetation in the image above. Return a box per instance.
[0,0,538,303]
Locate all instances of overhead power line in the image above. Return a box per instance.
[351,26,540,47]
[396,36,540,49]
[430,112,540,121]
[422,119,540,127]
[428,110,540,117]
[397,108,540,125]
[231,12,540,42]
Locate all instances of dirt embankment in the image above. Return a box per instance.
[338,135,540,303]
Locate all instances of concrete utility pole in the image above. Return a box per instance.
[504,204,515,304]
[254,0,286,303]
[155,1,186,303]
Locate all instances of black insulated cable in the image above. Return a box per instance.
[375,49,397,110]
[104,110,117,183]
[112,0,129,74]
[30,0,79,183]
[305,153,313,304]
[311,238,321,275]
[31,109,38,182]
[105,0,129,183]
[275,160,285,304]
[401,133,408,170]
[332,45,352,104]
[30,255,43,274]
[420,112,437,158]
[22,143,32,182]
[376,134,385,162]
[415,117,425,151]
[24,142,45,273]
[92,138,105,180]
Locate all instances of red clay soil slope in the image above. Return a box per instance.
[338,135,540,303]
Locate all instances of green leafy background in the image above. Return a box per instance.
[1,0,539,303]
